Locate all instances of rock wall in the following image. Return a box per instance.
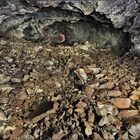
[0,0,140,53]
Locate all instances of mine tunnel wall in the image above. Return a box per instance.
[0,0,139,54]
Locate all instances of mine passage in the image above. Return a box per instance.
[0,7,132,54]
[41,20,131,49]
[0,4,140,140]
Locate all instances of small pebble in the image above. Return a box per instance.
[26,88,34,95]
[0,110,7,122]
[22,75,30,82]
[0,74,11,85]
[96,74,105,79]
[99,82,114,89]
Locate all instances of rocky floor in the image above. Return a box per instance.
[0,39,140,140]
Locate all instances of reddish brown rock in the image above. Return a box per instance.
[9,127,23,140]
[83,85,95,99]
[15,91,27,100]
[75,108,84,114]
[15,119,24,126]
[76,101,87,109]
[118,110,138,119]
[132,89,140,97]
[129,94,139,101]
[110,98,131,109]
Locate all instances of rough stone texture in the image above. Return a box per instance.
[0,0,140,53]
[0,37,140,139]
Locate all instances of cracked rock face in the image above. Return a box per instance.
[0,0,140,54]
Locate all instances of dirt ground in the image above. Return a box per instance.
[0,39,140,140]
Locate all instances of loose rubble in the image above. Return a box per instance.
[0,39,140,139]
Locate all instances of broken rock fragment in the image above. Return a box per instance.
[129,94,139,101]
[90,82,100,89]
[95,74,105,79]
[132,89,140,97]
[107,90,121,97]
[94,132,103,140]
[88,111,95,126]
[85,121,93,136]
[99,82,114,90]
[128,121,140,139]
[118,110,138,119]
[15,91,27,100]
[52,129,65,140]
[76,101,87,109]
[84,66,100,75]
[101,130,115,140]
[110,98,131,109]
[75,108,84,114]
[95,101,118,116]
[99,115,115,126]
[11,78,21,83]
[9,127,23,140]
[74,68,87,84]
[0,84,14,93]
[83,85,95,99]
[0,109,7,122]
[0,74,11,85]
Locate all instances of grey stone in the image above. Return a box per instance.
[0,109,7,122]
[0,74,11,85]
[11,78,21,83]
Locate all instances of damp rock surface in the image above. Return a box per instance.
[0,39,140,139]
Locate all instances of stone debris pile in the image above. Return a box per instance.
[0,39,140,139]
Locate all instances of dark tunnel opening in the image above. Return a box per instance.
[0,7,133,56]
